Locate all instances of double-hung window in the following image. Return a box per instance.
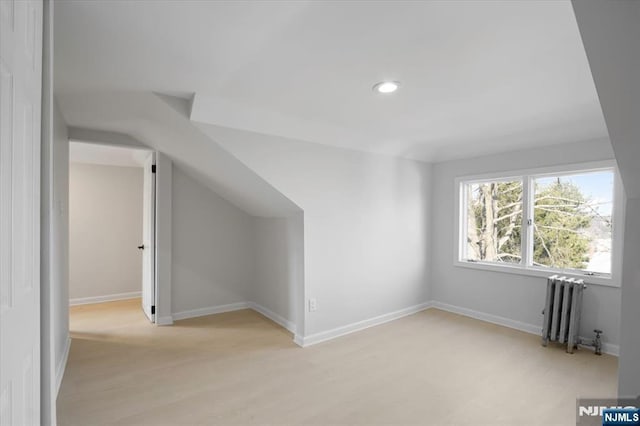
[457,161,620,285]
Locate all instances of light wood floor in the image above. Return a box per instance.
[58,299,617,425]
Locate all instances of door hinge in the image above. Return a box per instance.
[151,164,156,173]
[151,305,156,315]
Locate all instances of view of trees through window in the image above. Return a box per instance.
[464,170,614,274]
[533,172,613,273]
[466,180,523,263]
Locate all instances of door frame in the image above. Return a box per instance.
[141,152,156,323]
[66,138,173,325]
[1,0,44,424]
[151,150,172,325]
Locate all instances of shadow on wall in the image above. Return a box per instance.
[253,212,304,333]
[171,165,256,314]
[191,121,432,336]
[170,165,304,335]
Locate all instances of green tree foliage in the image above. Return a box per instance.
[467,181,523,263]
[467,179,594,270]
[532,179,592,270]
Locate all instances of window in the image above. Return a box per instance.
[458,163,618,282]
[464,179,523,264]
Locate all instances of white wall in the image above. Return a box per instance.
[65,113,624,364]
[40,96,69,421]
[42,3,71,422]
[171,166,255,315]
[41,4,66,423]
[572,1,640,200]
[63,135,259,323]
[572,0,640,397]
[618,199,640,394]
[252,214,303,331]
[154,152,173,324]
[430,139,622,351]
[51,102,69,387]
[197,124,432,338]
[69,163,143,300]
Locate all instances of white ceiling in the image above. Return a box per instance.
[69,141,149,168]
[59,92,303,217]
[55,0,608,162]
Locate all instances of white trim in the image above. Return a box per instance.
[429,301,619,356]
[453,261,619,288]
[582,341,619,357]
[141,298,620,356]
[455,160,617,185]
[170,301,296,334]
[430,301,541,335]
[56,335,71,397]
[293,334,305,347]
[248,302,296,334]
[172,302,249,321]
[155,152,173,326]
[296,302,432,347]
[156,316,173,326]
[69,291,142,306]
[523,175,534,267]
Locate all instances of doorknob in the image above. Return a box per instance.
[137,244,145,250]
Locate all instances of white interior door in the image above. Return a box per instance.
[141,152,156,322]
[1,0,43,424]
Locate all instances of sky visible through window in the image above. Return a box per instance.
[534,170,613,274]
[535,171,614,216]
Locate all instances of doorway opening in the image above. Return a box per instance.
[68,142,157,325]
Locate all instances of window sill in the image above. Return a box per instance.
[453,260,620,288]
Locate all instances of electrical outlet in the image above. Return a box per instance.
[308,298,317,312]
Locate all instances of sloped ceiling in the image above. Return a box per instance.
[572,1,640,199]
[55,0,608,162]
[57,91,301,217]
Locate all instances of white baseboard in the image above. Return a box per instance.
[297,302,432,347]
[429,301,619,356]
[170,301,296,334]
[156,316,173,326]
[163,298,619,356]
[579,340,619,357]
[430,301,541,335]
[55,335,71,397]
[293,334,305,347]
[172,301,249,321]
[248,302,296,334]
[168,300,430,348]
[69,291,141,306]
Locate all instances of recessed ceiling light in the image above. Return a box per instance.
[373,81,400,94]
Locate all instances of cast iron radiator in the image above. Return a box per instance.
[541,275,586,354]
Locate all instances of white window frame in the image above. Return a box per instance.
[454,160,623,288]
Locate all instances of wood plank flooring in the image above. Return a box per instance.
[58,299,617,425]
